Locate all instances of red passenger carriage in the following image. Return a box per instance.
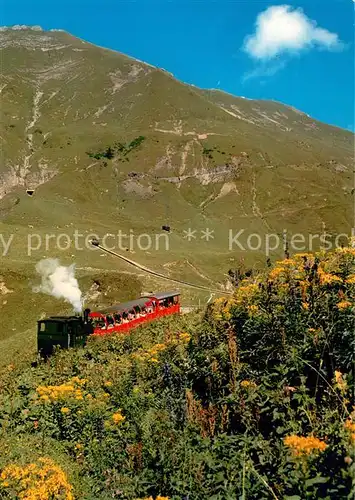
[89,291,180,336]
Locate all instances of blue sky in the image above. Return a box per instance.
[2,0,354,130]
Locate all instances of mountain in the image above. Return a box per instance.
[0,26,353,351]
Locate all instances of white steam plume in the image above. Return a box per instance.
[33,258,83,313]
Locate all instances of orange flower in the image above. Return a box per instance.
[318,269,342,285]
[112,411,125,425]
[334,371,347,392]
[240,380,257,389]
[284,435,327,457]
[336,301,352,310]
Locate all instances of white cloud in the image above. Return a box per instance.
[243,5,343,60]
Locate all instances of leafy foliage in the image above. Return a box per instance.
[0,245,354,499]
[86,136,145,161]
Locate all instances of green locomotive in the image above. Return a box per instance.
[37,309,93,356]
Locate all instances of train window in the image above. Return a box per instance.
[92,318,106,329]
[40,323,46,332]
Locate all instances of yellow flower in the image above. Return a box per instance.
[337,301,352,310]
[294,253,313,259]
[284,435,327,457]
[61,407,70,414]
[276,259,296,266]
[150,358,159,363]
[247,305,259,314]
[138,497,169,500]
[0,457,74,499]
[104,381,113,387]
[179,333,191,342]
[302,302,309,310]
[36,379,89,403]
[112,411,125,425]
[318,269,342,285]
[268,267,285,280]
[240,380,257,389]
[346,275,355,285]
[344,418,355,444]
[334,371,347,393]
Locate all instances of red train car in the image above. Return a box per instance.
[89,291,181,336]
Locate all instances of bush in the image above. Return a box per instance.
[0,245,354,498]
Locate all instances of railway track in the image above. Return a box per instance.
[90,240,233,296]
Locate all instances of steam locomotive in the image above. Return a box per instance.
[37,291,181,356]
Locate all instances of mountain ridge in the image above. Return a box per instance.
[1,25,353,133]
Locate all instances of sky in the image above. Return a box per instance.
[1,0,354,131]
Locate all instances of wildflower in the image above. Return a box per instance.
[284,435,327,457]
[294,253,313,259]
[149,358,159,363]
[336,301,352,310]
[335,246,355,256]
[302,302,309,310]
[179,333,191,342]
[240,380,257,389]
[36,379,88,402]
[112,411,125,425]
[344,419,355,434]
[268,267,285,280]
[61,407,70,414]
[75,443,83,450]
[344,420,355,444]
[154,343,167,351]
[0,457,74,499]
[318,269,342,285]
[276,258,296,266]
[247,305,259,314]
[346,275,355,285]
[139,497,169,500]
[334,371,347,393]
[104,381,113,387]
